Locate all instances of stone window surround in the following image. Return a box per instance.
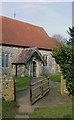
[2,52,9,68]
[43,54,48,66]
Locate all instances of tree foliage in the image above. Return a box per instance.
[67,27,74,45]
[52,27,74,96]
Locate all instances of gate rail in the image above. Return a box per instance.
[30,77,50,105]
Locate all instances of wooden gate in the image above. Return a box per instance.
[30,77,50,105]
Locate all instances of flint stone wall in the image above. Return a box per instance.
[12,64,25,76]
[2,77,15,101]
[39,49,60,74]
[1,45,60,77]
[0,46,2,78]
[1,45,24,76]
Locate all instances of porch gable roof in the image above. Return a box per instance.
[12,47,45,65]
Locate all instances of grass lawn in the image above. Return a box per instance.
[0,99,2,119]
[29,102,72,118]
[3,75,72,119]
[13,76,31,92]
[58,85,61,94]
[43,73,61,82]
[2,99,19,118]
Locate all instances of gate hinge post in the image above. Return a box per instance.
[30,82,32,105]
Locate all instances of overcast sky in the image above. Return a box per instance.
[1,2,72,39]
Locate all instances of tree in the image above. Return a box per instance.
[67,27,74,95]
[51,28,74,96]
[67,27,74,45]
[52,34,67,45]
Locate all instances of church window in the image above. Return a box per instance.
[43,55,48,66]
[2,54,5,67]
[6,54,9,67]
[2,53,9,67]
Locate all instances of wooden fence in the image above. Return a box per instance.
[30,77,50,105]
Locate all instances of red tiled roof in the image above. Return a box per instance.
[12,47,44,64]
[0,16,60,50]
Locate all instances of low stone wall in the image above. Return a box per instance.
[2,77,15,101]
[61,74,69,95]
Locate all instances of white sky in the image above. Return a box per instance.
[1,0,73,2]
[0,1,72,39]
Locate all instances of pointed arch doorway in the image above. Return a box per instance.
[33,61,37,77]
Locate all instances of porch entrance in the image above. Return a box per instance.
[15,64,17,76]
[33,61,36,77]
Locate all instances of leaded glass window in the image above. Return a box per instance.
[2,54,4,67]
[43,55,48,66]
[6,54,9,67]
[2,54,9,67]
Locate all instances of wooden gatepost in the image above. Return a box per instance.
[61,74,69,95]
[30,77,50,105]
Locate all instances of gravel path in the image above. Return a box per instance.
[15,76,72,117]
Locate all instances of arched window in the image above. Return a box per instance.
[2,54,4,67]
[2,54,9,67]
[43,55,48,66]
[6,54,9,67]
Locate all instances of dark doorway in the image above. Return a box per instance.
[15,64,17,76]
[33,61,36,77]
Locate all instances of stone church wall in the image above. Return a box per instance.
[12,64,25,76]
[1,45,60,77]
[39,49,60,74]
[1,45,24,76]
[0,46,2,78]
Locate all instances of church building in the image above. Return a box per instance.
[0,16,60,77]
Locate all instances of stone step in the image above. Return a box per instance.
[18,105,34,113]
[15,115,29,119]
